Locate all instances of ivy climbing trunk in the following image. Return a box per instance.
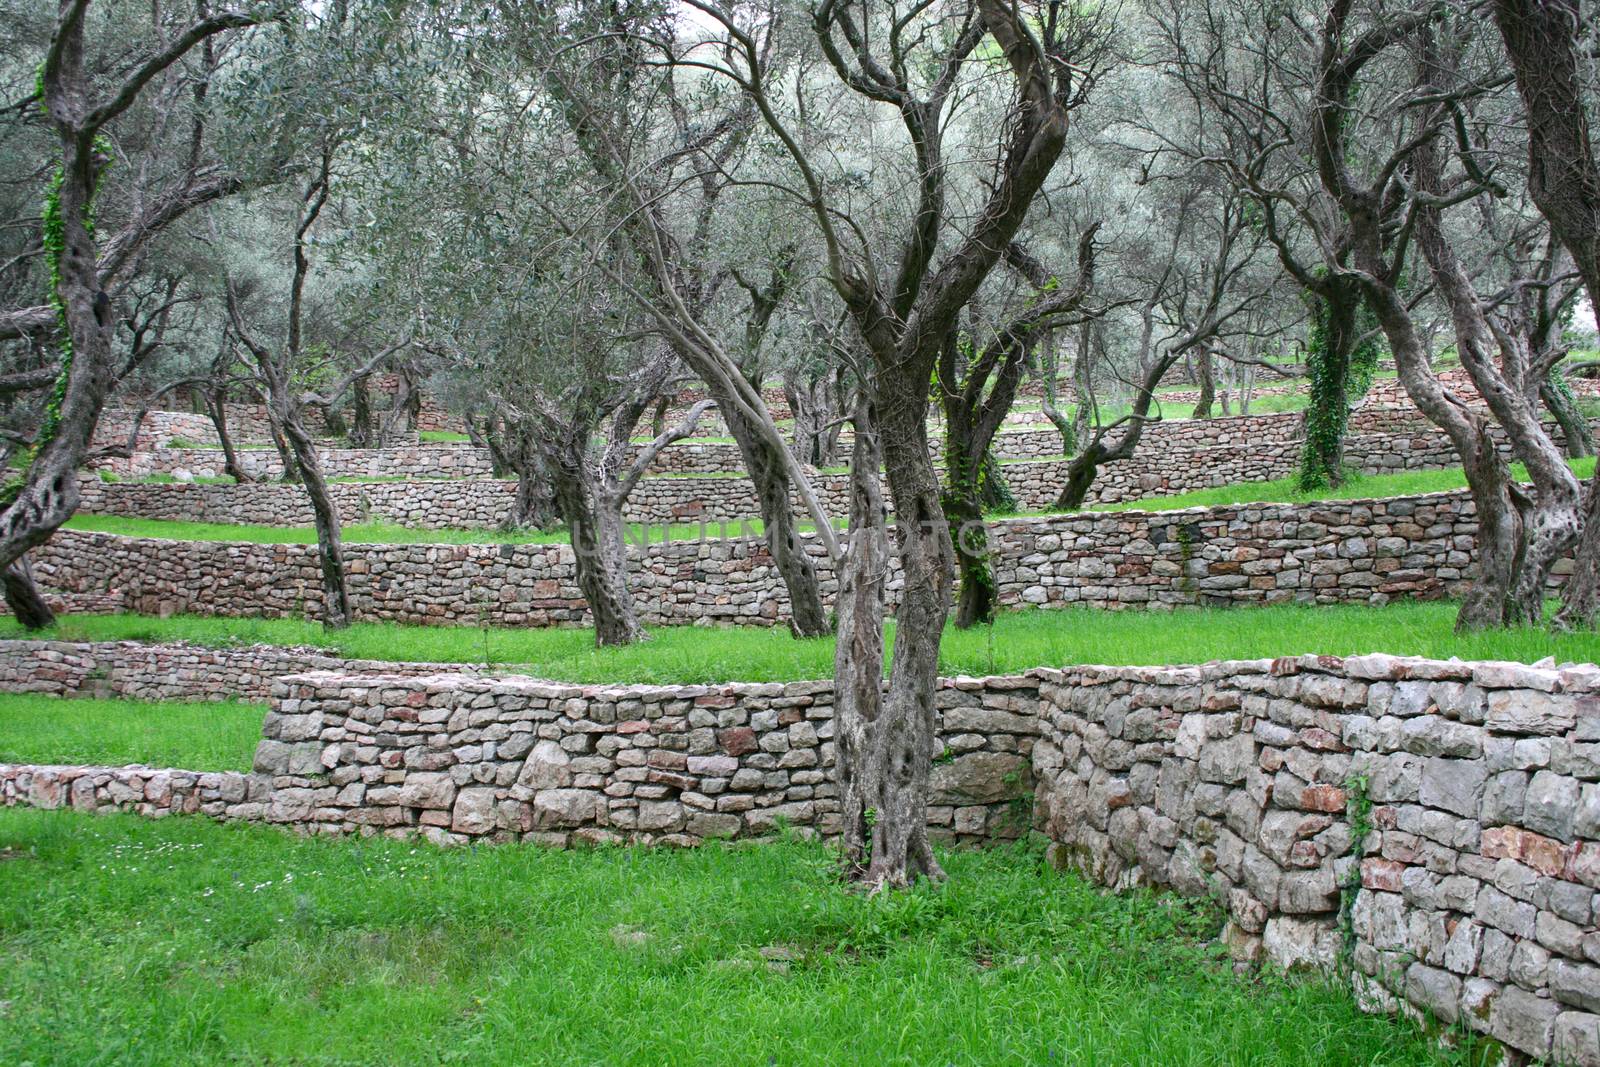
[0,56,116,628]
[0,4,264,627]
[1298,279,1370,491]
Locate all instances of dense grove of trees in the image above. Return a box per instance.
[2,0,1598,884]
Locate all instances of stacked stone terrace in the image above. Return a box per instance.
[30,489,1503,626]
[1034,653,1600,1065]
[80,407,1596,531]
[2,648,1595,1063]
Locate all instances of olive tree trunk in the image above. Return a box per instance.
[834,399,890,873]
[551,464,643,647]
[276,401,352,629]
[721,402,831,638]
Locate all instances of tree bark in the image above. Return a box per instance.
[277,403,352,630]
[1543,375,1595,459]
[551,463,643,647]
[721,402,831,639]
[834,398,889,874]
[505,463,557,531]
[1191,346,1216,419]
[204,390,253,482]
[348,374,374,447]
[3,559,55,629]
[1298,281,1362,491]
[1361,281,1526,630]
[1493,0,1600,628]
[862,364,951,886]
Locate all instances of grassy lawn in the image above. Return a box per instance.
[1014,456,1597,516]
[4,601,1594,684]
[418,429,471,443]
[0,693,263,770]
[0,812,1480,1067]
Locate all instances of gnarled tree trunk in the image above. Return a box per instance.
[550,461,642,647]
[3,559,55,629]
[1190,346,1216,419]
[834,398,890,874]
[1542,375,1595,459]
[721,403,831,639]
[1298,280,1363,491]
[861,365,952,886]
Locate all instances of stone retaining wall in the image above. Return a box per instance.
[97,444,496,482]
[78,470,854,529]
[91,409,218,451]
[1031,653,1600,1065]
[84,415,1590,531]
[4,650,1595,1063]
[0,639,486,703]
[28,489,1521,626]
[0,670,1040,849]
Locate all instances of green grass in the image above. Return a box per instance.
[5,601,1594,684]
[101,471,240,486]
[0,693,263,770]
[1053,457,1596,515]
[0,813,1482,1067]
[418,430,471,443]
[166,437,275,451]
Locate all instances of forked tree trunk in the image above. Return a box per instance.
[835,399,890,874]
[1361,284,1527,630]
[1413,173,1582,623]
[722,404,831,639]
[0,4,253,630]
[551,465,643,647]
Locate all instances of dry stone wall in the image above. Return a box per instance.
[0,670,1040,849]
[4,648,1596,1063]
[91,409,218,451]
[1031,653,1600,1066]
[29,489,1530,626]
[98,444,494,482]
[0,639,487,704]
[84,416,1595,532]
[78,471,853,529]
